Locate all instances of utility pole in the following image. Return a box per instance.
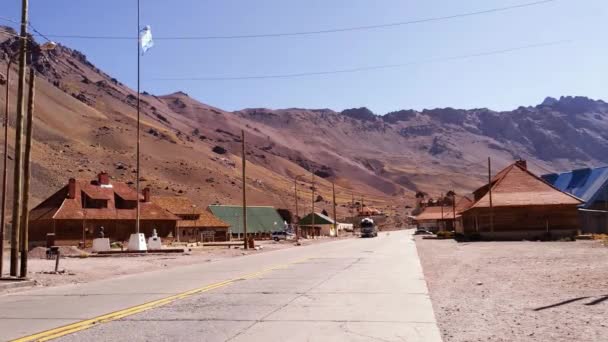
[440,193,444,231]
[19,68,34,278]
[311,170,315,238]
[604,185,608,231]
[332,182,337,237]
[488,157,494,233]
[294,176,299,244]
[361,195,364,214]
[241,130,247,249]
[351,192,354,218]
[452,191,456,230]
[10,0,29,277]
[0,58,11,276]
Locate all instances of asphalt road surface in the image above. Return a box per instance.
[1,230,441,342]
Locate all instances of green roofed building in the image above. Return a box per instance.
[299,212,336,237]
[208,205,284,236]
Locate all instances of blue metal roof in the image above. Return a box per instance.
[541,166,608,208]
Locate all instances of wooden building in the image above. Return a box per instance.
[29,172,179,247]
[154,196,230,242]
[414,196,473,233]
[413,206,453,233]
[458,160,583,240]
[298,212,349,237]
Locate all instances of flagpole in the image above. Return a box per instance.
[135,0,141,235]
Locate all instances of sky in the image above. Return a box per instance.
[1,0,607,114]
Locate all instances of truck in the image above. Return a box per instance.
[360,218,378,238]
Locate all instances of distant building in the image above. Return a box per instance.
[412,206,452,233]
[154,196,230,242]
[413,195,473,233]
[458,160,583,239]
[208,205,284,238]
[542,166,608,233]
[298,212,351,237]
[358,207,382,217]
[29,172,179,247]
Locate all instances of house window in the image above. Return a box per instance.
[114,193,137,209]
[81,192,108,209]
[178,214,199,221]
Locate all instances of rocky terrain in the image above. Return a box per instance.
[1,25,608,215]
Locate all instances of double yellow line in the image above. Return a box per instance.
[12,258,309,342]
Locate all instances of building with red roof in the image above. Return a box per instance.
[29,172,179,246]
[153,196,230,242]
[458,160,583,239]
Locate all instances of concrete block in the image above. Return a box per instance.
[128,233,147,251]
[147,236,162,250]
[92,238,111,252]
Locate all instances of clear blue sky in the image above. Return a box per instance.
[2,0,606,114]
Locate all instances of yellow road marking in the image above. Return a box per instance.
[11,257,310,342]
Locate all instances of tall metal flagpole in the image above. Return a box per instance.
[241,130,247,249]
[135,0,141,234]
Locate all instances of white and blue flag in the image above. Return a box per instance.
[140,25,154,55]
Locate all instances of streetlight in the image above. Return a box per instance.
[0,36,56,277]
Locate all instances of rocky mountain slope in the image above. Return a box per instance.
[1,26,607,217]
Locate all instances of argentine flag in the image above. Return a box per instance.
[140,25,154,55]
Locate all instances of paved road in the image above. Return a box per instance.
[0,230,441,342]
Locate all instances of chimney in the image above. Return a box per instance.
[143,187,151,203]
[515,159,527,170]
[98,172,110,185]
[68,178,76,199]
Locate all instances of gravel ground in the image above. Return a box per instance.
[415,237,608,342]
[1,236,348,291]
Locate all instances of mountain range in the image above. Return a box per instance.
[1,26,607,218]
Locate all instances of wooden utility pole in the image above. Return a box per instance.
[488,157,494,233]
[242,130,248,249]
[10,0,29,277]
[452,191,456,229]
[605,186,608,234]
[332,182,337,237]
[19,68,34,277]
[361,195,364,213]
[440,193,444,231]
[294,176,300,243]
[0,61,10,276]
[311,170,315,238]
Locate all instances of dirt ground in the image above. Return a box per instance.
[1,236,347,292]
[415,237,608,342]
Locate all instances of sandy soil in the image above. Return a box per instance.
[1,236,347,292]
[415,237,608,342]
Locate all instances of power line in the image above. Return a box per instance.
[0,17,54,43]
[9,0,558,41]
[151,40,570,81]
[0,28,20,39]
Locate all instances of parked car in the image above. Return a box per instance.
[414,227,433,235]
[271,231,294,241]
